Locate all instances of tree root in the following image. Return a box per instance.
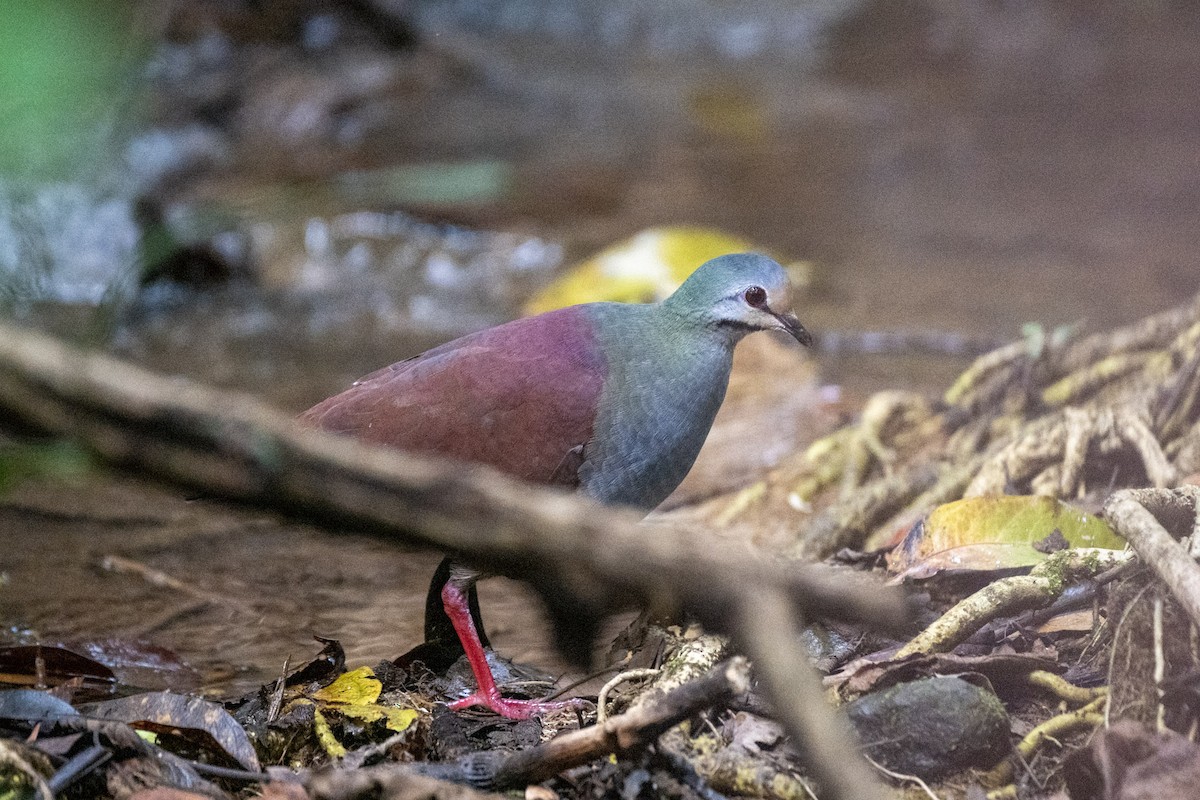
[1025,670,1106,706]
[710,289,1200,560]
[667,732,816,800]
[795,462,941,558]
[1104,487,1200,630]
[982,695,1106,790]
[839,391,939,498]
[896,549,1134,658]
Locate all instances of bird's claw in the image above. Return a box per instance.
[447,690,587,720]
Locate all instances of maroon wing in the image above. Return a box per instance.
[299,306,606,487]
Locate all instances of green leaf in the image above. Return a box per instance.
[336,161,514,206]
[889,495,1126,580]
[0,440,93,494]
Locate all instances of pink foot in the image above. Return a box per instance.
[447,689,587,720]
[440,580,588,720]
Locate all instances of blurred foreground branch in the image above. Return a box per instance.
[0,320,905,800]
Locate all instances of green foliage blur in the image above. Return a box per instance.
[0,440,93,494]
[0,0,141,179]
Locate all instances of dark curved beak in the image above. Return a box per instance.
[772,312,813,347]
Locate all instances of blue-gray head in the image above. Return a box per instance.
[662,253,812,346]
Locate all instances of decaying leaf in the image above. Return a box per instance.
[83,691,261,772]
[309,666,419,735]
[888,495,1126,580]
[0,645,116,698]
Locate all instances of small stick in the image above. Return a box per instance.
[864,755,943,800]
[596,668,660,722]
[982,695,1106,787]
[267,656,291,724]
[100,554,250,611]
[491,658,751,788]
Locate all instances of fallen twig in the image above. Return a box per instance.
[308,657,751,795]
[99,554,241,606]
[492,657,750,787]
[0,321,906,644]
[864,754,942,800]
[671,735,817,800]
[595,668,660,722]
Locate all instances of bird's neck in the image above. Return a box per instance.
[580,303,737,509]
[601,302,737,390]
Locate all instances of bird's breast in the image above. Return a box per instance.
[579,338,733,511]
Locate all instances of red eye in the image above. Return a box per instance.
[744,286,767,308]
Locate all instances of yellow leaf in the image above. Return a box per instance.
[523,227,813,314]
[336,703,420,733]
[888,495,1127,580]
[311,666,381,706]
[312,708,346,759]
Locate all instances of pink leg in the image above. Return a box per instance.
[441,581,584,719]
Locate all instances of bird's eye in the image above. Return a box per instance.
[743,286,767,308]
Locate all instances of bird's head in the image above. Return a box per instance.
[663,253,813,346]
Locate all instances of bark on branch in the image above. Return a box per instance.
[1104,486,1200,630]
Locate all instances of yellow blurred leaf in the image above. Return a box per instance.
[312,708,346,759]
[523,227,813,314]
[311,666,381,706]
[888,495,1126,580]
[336,703,420,733]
